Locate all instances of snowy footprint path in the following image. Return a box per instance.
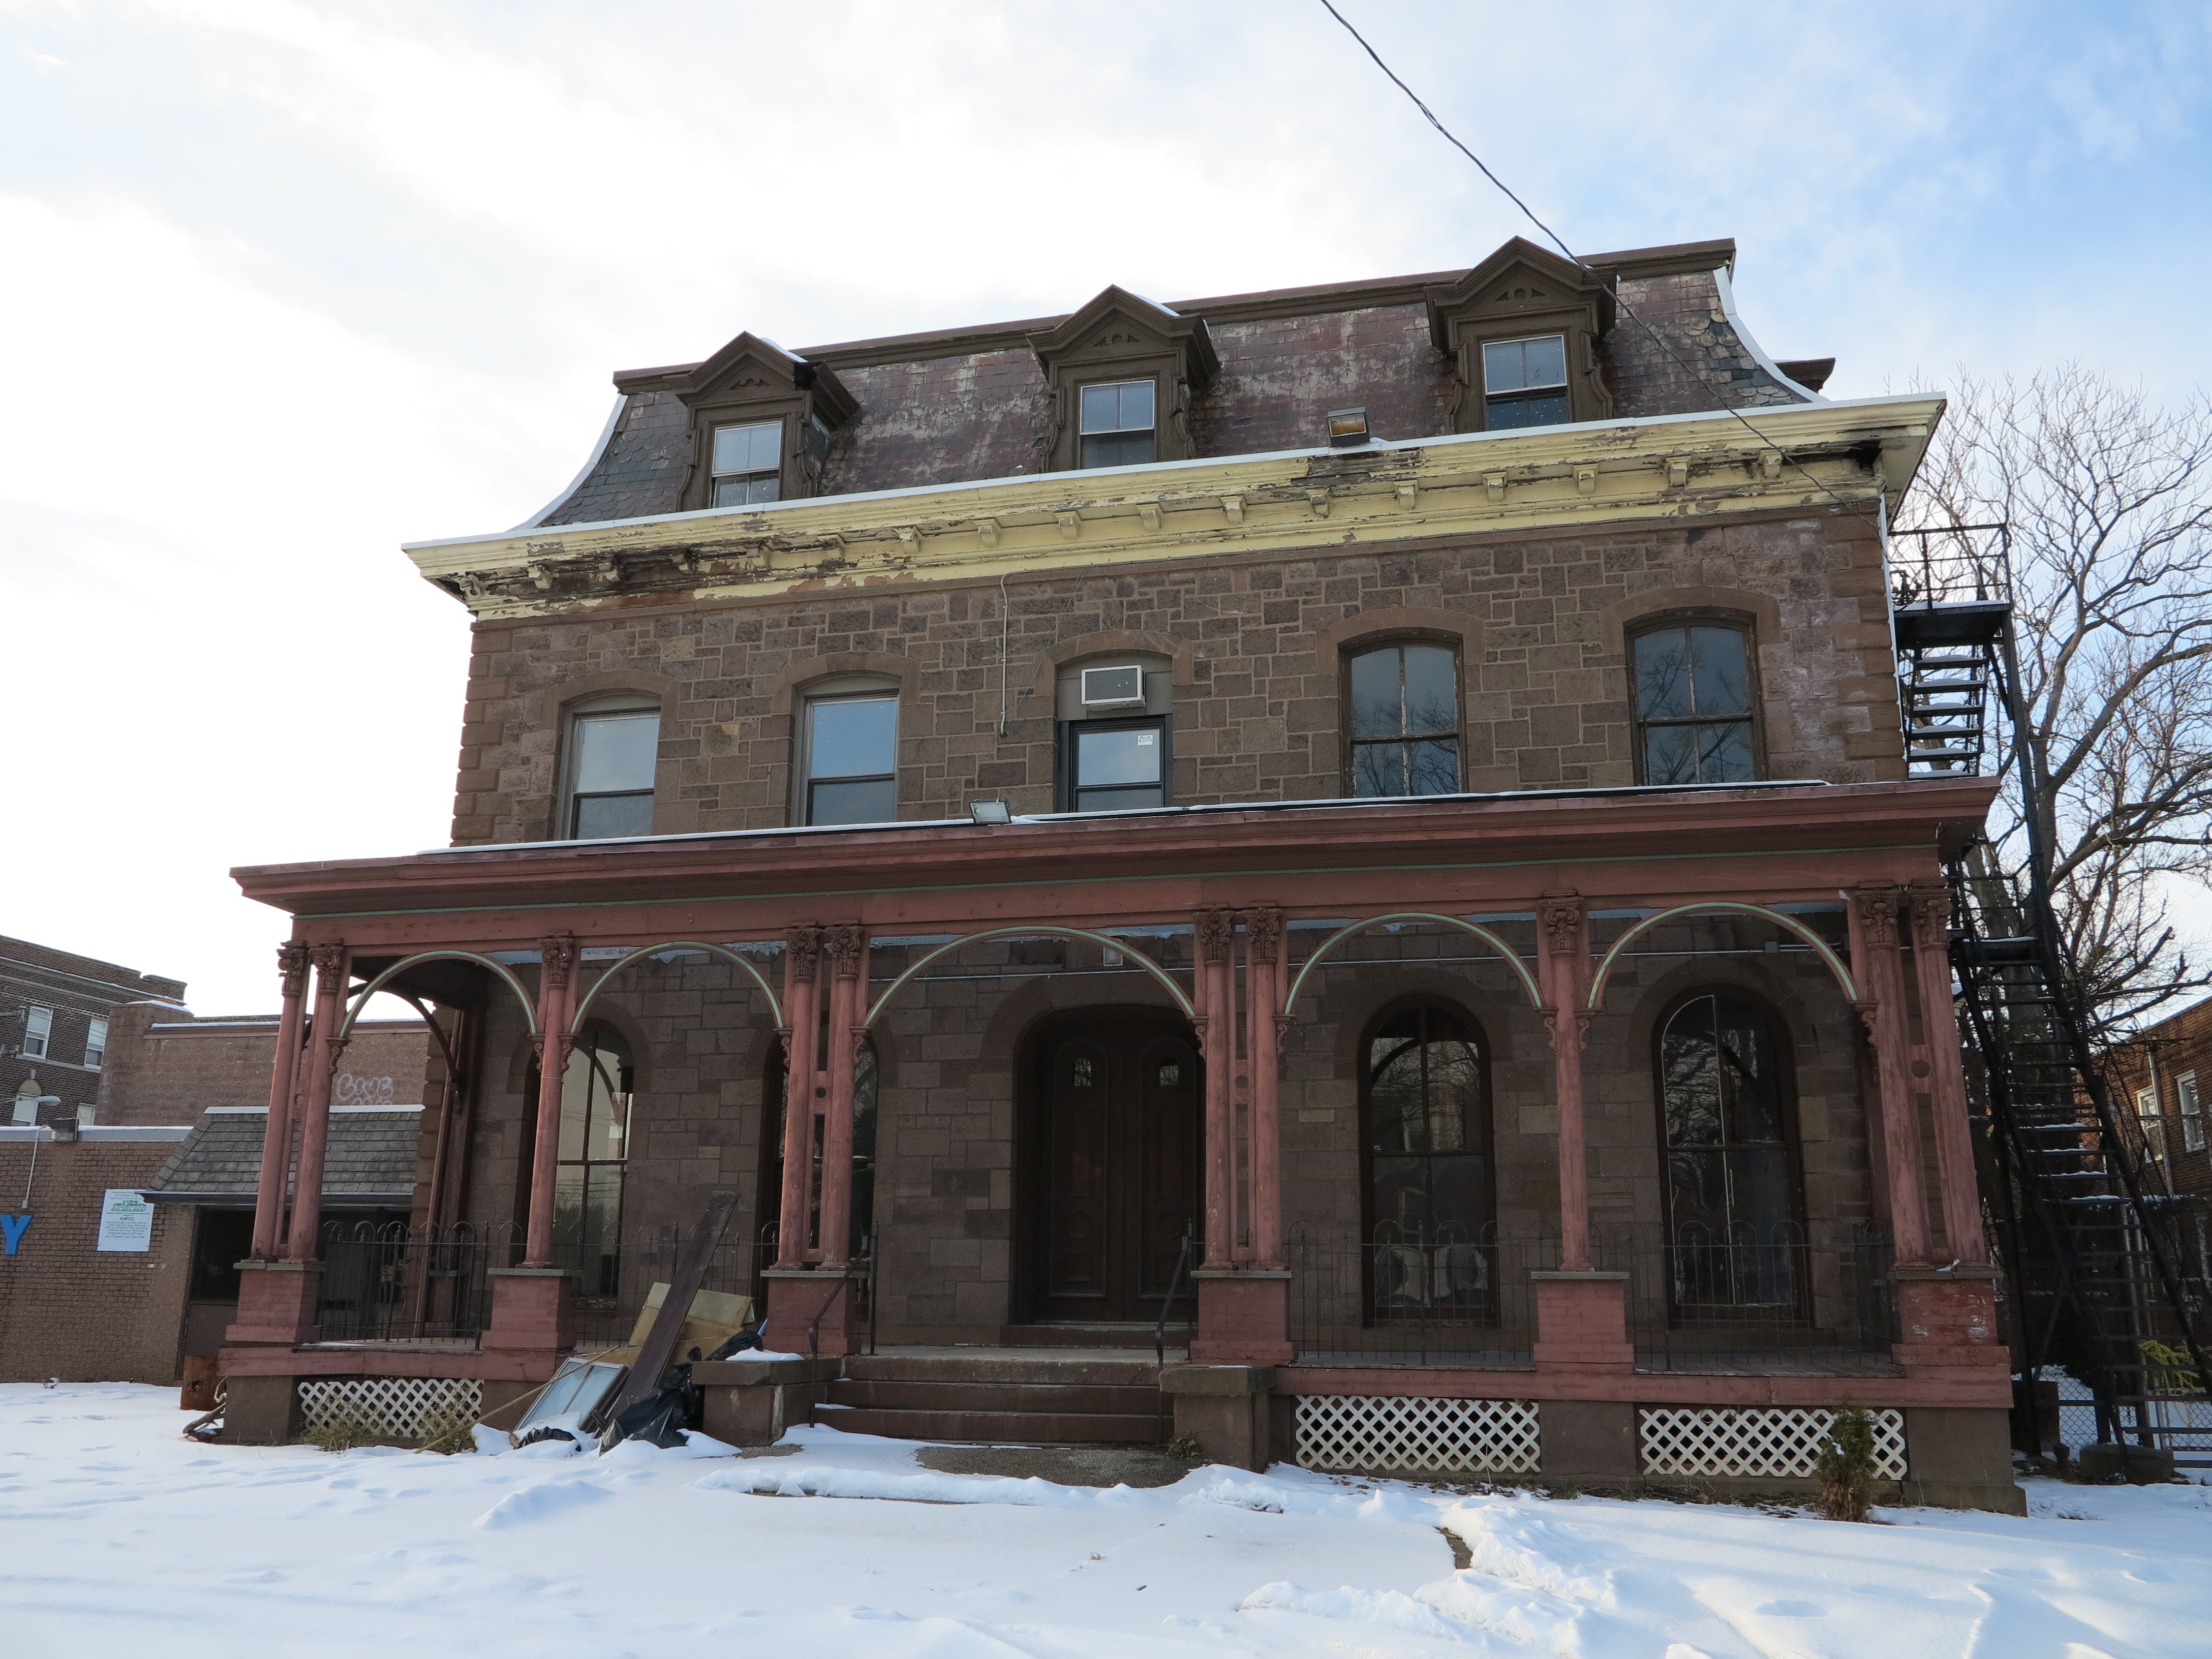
[3,1385,2208,1656]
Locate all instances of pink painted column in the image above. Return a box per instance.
[1539,896,1594,1272]
[249,942,311,1259]
[817,924,867,1269]
[1244,908,1285,1271]
[775,926,823,1267]
[1910,882,1989,1265]
[1196,908,1237,1270]
[521,934,578,1269]
[281,943,349,1262]
[1850,885,1931,1267]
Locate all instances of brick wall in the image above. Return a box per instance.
[452,510,1901,846]
[97,1008,436,1125]
[3,935,187,1126]
[0,1137,192,1382]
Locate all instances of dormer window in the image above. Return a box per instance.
[1078,380,1156,469]
[711,420,783,506]
[1481,335,1570,430]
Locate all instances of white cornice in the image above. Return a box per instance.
[407,395,1943,622]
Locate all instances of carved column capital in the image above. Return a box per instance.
[278,942,311,998]
[1907,883,1951,951]
[538,934,578,991]
[826,924,866,978]
[785,925,823,976]
[309,941,347,979]
[1196,907,1235,965]
[1538,895,1586,958]
[1850,886,1903,949]
[1243,907,1283,966]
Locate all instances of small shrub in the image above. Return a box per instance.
[1165,1433,1204,1460]
[418,1410,477,1456]
[1816,1405,1879,1522]
[303,1407,378,1453]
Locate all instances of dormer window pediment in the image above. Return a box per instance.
[1426,237,1616,433]
[664,331,857,510]
[1029,286,1218,473]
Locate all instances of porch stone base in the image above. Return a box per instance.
[484,1269,576,1357]
[1538,1400,1638,1485]
[1893,1272,2009,1374]
[763,1269,863,1358]
[225,1260,324,1348]
[222,1374,305,1445]
[1904,1405,2029,1511]
[1530,1271,1634,1372]
[1162,1364,1273,1470]
[1190,1272,1293,1365]
[693,1358,842,1446]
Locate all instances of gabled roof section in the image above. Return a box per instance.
[1027,285,1219,386]
[620,329,858,426]
[1424,236,1615,350]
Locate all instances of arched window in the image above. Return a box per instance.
[1347,641,1461,797]
[554,1026,633,1296]
[1655,992,1802,1308]
[1630,622,1757,784]
[1363,1003,1490,1244]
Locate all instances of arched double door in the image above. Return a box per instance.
[1017,1007,1201,1325]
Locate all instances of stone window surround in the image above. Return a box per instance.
[1314,607,1479,801]
[528,669,681,844]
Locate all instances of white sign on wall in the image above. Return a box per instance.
[96,1189,154,1252]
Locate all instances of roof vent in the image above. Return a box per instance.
[1079,665,1147,710]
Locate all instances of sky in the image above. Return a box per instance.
[3,0,2210,1016]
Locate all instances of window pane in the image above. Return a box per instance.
[1689,627,1749,715]
[1643,724,1698,786]
[1696,721,1754,783]
[716,475,781,507]
[1423,1154,1489,1240]
[1080,380,1153,434]
[1634,629,1693,720]
[1485,390,1571,429]
[1481,339,1527,393]
[1522,333,1567,387]
[1080,432,1156,469]
[1401,646,1458,737]
[1370,1033,1427,1154]
[1715,999,1783,1142]
[809,697,898,780]
[1073,784,1164,813]
[810,776,897,825]
[575,712,659,793]
[1351,742,1409,797]
[23,1007,50,1057]
[712,420,780,475]
[573,792,654,839]
[1076,726,1162,788]
[1408,739,1460,795]
[1661,996,1723,1147]
[1349,647,1402,739]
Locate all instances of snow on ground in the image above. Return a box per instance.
[2,1385,2208,1657]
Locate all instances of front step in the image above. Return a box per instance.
[1000,1322,1191,1350]
[824,1349,1170,1447]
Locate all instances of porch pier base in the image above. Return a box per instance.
[1538,1400,1639,1486]
[1892,1266,2008,1374]
[763,1268,863,1358]
[1161,1363,1273,1470]
[484,1267,576,1373]
[1189,1270,1293,1365]
[1530,1271,1634,1372]
[224,1258,324,1348]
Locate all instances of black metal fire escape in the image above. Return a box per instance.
[1891,524,2212,1461]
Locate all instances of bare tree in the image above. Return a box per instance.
[1906,365,2212,1034]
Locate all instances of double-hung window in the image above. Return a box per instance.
[2138,1085,2167,1161]
[711,419,782,506]
[1078,380,1156,468]
[1348,643,1461,797]
[2179,1071,2204,1154]
[805,694,898,825]
[1067,719,1167,813]
[22,1005,51,1060]
[1632,624,1756,785]
[567,707,660,839]
[1481,334,1570,429]
[84,1018,107,1069]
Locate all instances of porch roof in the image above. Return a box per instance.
[231,777,1999,931]
[142,1106,422,1208]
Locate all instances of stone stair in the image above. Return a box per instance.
[822,1349,1170,1445]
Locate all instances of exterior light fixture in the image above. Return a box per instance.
[1326,406,1370,447]
[968,798,1012,826]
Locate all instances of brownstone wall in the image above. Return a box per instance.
[97,1007,436,1125]
[451,509,1903,846]
[0,1138,192,1382]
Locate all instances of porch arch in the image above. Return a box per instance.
[339,950,538,1040]
[1283,913,1543,1017]
[569,941,783,1028]
[1586,902,1855,1010]
[867,926,1195,1026]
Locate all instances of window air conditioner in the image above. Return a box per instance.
[1079,665,1147,710]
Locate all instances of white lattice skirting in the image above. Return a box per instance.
[1639,1406,1907,1480]
[1296,1395,1541,1475]
[298,1377,483,1439]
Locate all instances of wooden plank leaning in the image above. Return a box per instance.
[601,1188,739,1426]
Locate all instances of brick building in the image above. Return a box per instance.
[2105,996,2212,1276]
[3,933,186,1126]
[218,236,2016,1507]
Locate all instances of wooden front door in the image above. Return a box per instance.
[1022,1008,1201,1323]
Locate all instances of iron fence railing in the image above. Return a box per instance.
[315,1221,518,1345]
[1888,521,2012,611]
[569,1226,786,1350]
[1287,1221,1897,1373]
